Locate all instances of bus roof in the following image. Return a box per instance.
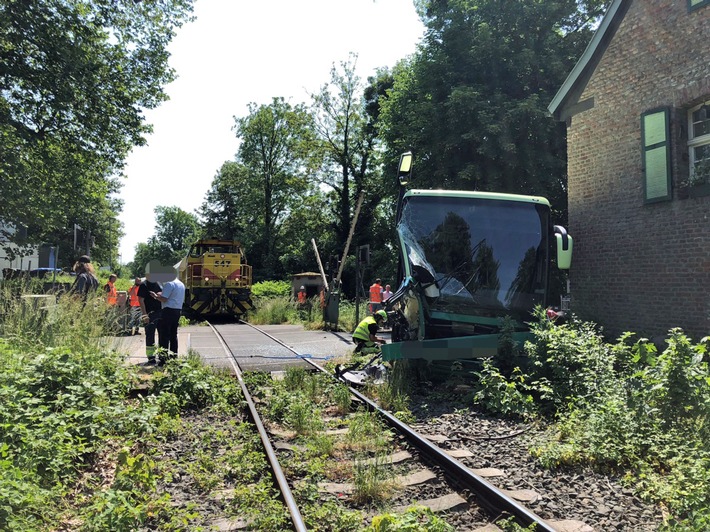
[403,189,551,207]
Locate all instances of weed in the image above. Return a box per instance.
[345,410,392,453]
[472,361,540,419]
[366,505,454,531]
[352,451,396,505]
[284,393,324,435]
[332,382,352,415]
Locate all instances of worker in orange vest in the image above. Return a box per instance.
[104,274,118,306]
[369,278,383,313]
[297,286,307,305]
[127,277,142,335]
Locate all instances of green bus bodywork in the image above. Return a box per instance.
[382,189,570,362]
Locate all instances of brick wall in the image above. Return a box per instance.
[567,0,709,342]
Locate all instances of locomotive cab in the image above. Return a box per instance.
[178,239,254,318]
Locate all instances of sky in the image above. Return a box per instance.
[118,0,426,263]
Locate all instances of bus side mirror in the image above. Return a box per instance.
[398,151,413,185]
[554,225,573,270]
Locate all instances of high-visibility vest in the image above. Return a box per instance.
[106,282,117,306]
[128,285,141,307]
[369,283,382,303]
[353,316,377,342]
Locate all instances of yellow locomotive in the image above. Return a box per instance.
[177,239,254,319]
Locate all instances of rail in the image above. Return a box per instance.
[207,321,306,532]
[236,320,558,532]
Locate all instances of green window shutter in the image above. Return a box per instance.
[641,108,672,203]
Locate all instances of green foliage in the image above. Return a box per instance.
[366,505,455,531]
[332,382,353,415]
[352,452,396,505]
[524,307,618,411]
[149,354,243,413]
[231,97,318,279]
[229,483,290,531]
[346,410,392,453]
[131,206,201,272]
[521,316,710,527]
[495,516,539,531]
[0,293,139,528]
[83,449,170,531]
[249,295,300,325]
[0,0,194,262]
[299,497,363,531]
[310,54,385,260]
[252,280,292,299]
[473,360,540,419]
[284,393,324,435]
[379,0,607,217]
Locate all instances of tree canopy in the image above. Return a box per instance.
[0,0,194,263]
[380,0,609,218]
[131,206,199,273]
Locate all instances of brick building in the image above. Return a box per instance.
[549,0,709,341]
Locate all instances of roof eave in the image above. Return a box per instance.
[548,0,630,121]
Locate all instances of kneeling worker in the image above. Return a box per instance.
[352,310,388,355]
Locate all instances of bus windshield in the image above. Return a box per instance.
[398,195,550,321]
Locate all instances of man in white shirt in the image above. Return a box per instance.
[150,273,185,364]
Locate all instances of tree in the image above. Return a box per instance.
[199,161,254,243]
[131,206,199,274]
[152,206,200,265]
[0,0,194,263]
[311,55,384,253]
[309,56,400,296]
[233,97,317,279]
[379,0,609,217]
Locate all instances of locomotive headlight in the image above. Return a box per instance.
[220,254,225,259]
[205,277,209,282]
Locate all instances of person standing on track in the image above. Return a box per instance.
[138,272,162,364]
[150,272,185,365]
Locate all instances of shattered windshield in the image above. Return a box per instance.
[398,195,549,319]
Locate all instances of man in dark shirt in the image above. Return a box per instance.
[137,273,163,364]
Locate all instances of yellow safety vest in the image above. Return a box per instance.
[353,316,377,342]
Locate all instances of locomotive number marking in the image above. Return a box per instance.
[214,260,231,266]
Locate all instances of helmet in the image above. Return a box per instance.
[375,310,388,321]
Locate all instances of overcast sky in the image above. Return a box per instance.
[118,0,425,263]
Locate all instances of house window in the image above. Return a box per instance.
[689,0,710,11]
[687,101,710,186]
[641,108,672,203]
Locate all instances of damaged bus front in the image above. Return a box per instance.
[382,154,572,362]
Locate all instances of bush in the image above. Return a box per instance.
[524,307,618,411]
[522,316,710,527]
[251,280,291,299]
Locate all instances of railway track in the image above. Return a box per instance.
[206,319,597,532]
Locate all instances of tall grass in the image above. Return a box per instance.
[0,285,112,352]
[0,286,135,530]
